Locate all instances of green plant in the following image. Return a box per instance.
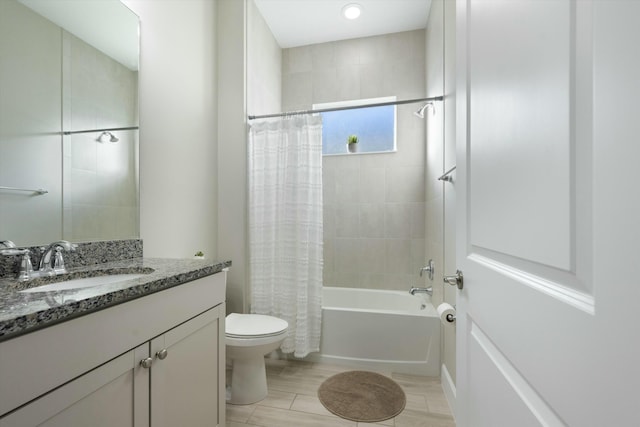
[347,134,358,144]
[194,251,204,257]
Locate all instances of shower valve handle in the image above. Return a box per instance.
[419,259,434,281]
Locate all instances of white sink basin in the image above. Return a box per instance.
[20,274,147,293]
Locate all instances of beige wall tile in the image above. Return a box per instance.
[282,30,427,293]
[335,204,361,238]
[385,239,413,274]
[358,238,386,274]
[359,204,385,238]
[385,203,413,238]
[286,46,313,74]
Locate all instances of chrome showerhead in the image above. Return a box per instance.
[413,102,434,118]
[97,131,119,143]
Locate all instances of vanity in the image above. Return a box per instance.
[0,241,230,427]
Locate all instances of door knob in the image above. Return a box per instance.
[443,270,463,289]
[156,349,168,360]
[139,357,153,369]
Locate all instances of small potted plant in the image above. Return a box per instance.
[347,134,358,153]
[194,251,205,259]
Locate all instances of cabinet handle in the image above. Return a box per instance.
[156,349,168,360]
[140,357,153,369]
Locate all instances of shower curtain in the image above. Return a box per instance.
[248,115,323,358]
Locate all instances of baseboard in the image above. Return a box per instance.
[441,363,457,419]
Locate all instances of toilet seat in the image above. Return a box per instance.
[226,313,288,339]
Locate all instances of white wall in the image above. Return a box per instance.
[122,0,218,259]
[247,0,281,117]
[217,0,247,314]
[217,0,282,314]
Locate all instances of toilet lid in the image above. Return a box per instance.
[226,313,288,338]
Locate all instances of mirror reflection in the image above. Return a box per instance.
[0,0,139,246]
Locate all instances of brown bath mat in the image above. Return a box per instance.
[317,370,406,422]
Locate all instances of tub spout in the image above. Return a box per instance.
[409,286,433,296]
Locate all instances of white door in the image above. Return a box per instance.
[455,1,640,426]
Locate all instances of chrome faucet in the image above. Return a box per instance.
[409,286,433,296]
[0,240,34,282]
[39,240,77,276]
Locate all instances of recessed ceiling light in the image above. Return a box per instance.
[342,3,362,20]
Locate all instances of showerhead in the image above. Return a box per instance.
[97,131,119,143]
[413,102,434,118]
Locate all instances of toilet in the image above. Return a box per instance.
[225,313,288,405]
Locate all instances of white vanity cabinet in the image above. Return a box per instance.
[149,306,223,427]
[0,271,226,427]
[0,344,150,427]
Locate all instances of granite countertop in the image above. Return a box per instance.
[0,257,231,343]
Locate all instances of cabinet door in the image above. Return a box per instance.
[150,304,225,427]
[0,344,149,427]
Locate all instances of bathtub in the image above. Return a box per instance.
[307,287,441,376]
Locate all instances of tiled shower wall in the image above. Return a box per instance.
[282,30,427,291]
[63,31,139,242]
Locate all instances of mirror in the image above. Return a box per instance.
[0,0,139,246]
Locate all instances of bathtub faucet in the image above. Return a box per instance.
[409,286,433,296]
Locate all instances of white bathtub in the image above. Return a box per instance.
[307,287,441,376]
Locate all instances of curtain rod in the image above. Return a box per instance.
[247,96,444,120]
[62,126,139,135]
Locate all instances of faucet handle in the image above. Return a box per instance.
[52,247,67,274]
[18,250,34,282]
[419,259,435,281]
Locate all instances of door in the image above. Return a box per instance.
[0,345,149,427]
[150,305,225,427]
[456,1,639,426]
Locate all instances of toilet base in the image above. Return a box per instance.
[228,355,268,405]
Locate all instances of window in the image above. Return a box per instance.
[314,97,397,155]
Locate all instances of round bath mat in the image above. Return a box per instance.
[317,370,406,422]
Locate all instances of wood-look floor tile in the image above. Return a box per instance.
[230,360,454,426]
[247,405,357,427]
[226,402,257,423]
[392,373,441,386]
[394,410,455,427]
[425,389,453,416]
[403,393,429,412]
[357,420,395,427]
[290,393,335,417]
[266,373,324,395]
[257,389,296,410]
[395,382,443,396]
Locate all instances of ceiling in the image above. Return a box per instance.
[253,0,433,48]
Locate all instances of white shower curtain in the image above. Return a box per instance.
[248,114,323,358]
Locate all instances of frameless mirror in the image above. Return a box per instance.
[0,0,139,246]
